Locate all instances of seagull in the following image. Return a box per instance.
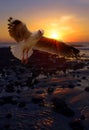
[8,17,80,64]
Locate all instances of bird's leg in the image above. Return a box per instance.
[25,49,29,64]
[21,49,25,64]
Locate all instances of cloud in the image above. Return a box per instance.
[59,15,81,24]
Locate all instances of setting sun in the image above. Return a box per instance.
[45,30,62,40]
[50,32,59,39]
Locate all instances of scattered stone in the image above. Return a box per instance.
[69,119,85,130]
[82,76,86,80]
[36,90,44,94]
[6,113,12,119]
[32,96,44,104]
[52,97,75,117]
[26,77,33,87]
[68,84,75,88]
[85,87,89,92]
[2,96,17,105]
[0,99,5,105]
[47,87,54,94]
[77,79,81,82]
[4,124,10,129]
[18,101,26,108]
[5,84,15,93]
[77,84,81,86]
[80,115,85,120]
[32,79,39,85]
[16,89,21,93]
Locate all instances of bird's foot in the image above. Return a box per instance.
[24,58,29,64]
[21,58,25,64]
[21,58,28,64]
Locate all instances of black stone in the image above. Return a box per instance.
[47,87,54,94]
[52,97,75,117]
[2,96,17,105]
[5,84,15,93]
[4,124,10,129]
[85,87,89,92]
[69,119,85,130]
[32,96,44,104]
[80,115,85,120]
[6,113,12,119]
[18,101,26,108]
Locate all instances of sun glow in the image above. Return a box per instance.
[51,32,59,39]
[45,30,62,40]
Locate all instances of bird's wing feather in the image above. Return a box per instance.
[35,37,80,58]
[8,17,31,42]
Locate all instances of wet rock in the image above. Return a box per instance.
[16,89,21,93]
[32,96,44,104]
[18,101,26,108]
[36,90,44,94]
[0,98,5,105]
[77,79,81,82]
[47,87,54,94]
[80,115,85,120]
[52,97,75,117]
[69,119,85,130]
[4,124,10,129]
[6,113,12,119]
[77,84,81,86]
[85,87,89,92]
[33,79,39,84]
[68,84,75,88]
[2,96,17,105]
[14,81,20,86]
[26,77,33,87]
[5,84,15,93]
[82,76,86,80]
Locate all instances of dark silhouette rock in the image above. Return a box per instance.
[69,119,85,130]
[32,96,44,104]
[52,97,75,117]
[68,84,75,88]
[18,101,26,108]
[2,96,17,105]
[5,84,15,93]
[80,115,85,120]
[4,124,10,129]
[47,87,54,94]
[82,76,86,80]
[85,87,89,92]
[6,113,12,119]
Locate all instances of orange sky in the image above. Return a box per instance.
[0,0,89,43]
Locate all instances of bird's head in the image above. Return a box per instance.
[38,29,44,35]
[31,29,44,41]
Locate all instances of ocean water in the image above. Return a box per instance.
[69,42,89,59]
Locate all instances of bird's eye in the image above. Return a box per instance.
[39,30,42,34]
[39,30,44,34]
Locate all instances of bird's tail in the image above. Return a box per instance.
[10,44,33,60]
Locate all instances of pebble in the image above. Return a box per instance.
[5,84,15,93]
[85,87,89,92]
[52,97,75,117]
[69,119,85,130]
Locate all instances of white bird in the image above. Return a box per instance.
[8,17,80,64]
[8,17,44,64]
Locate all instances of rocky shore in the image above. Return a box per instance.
[0,47,89,130]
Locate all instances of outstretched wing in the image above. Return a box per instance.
[8,17,32,42]
[35,37,80,58]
